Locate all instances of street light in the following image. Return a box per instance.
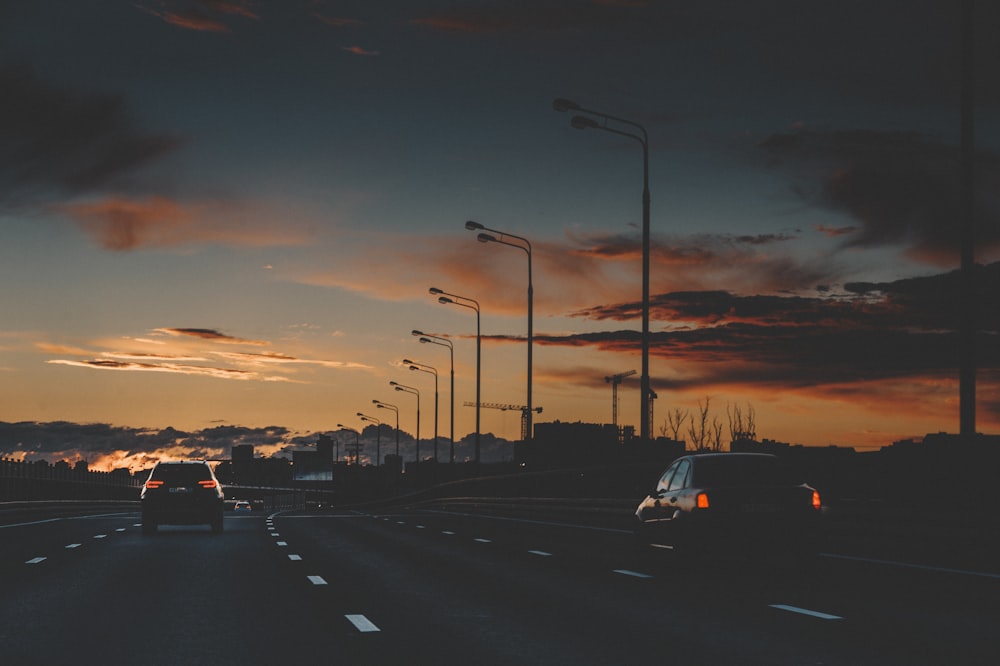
[373,399,399,458]
[357,412,381,466]
[554,96,652,442]
[404,359,438,463]
[336,423,360,465]
[413,329,455,464]
[465,220,533,442]
[390,381,421,462]
[431,287,481,464]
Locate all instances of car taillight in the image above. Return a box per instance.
[145,480,164,489]
[198,480,218,489]
[696,492,710,509]
[811,490,822,510]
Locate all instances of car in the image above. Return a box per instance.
[634,453,822,560]
[233,500,252,513]
[140,460,225,534]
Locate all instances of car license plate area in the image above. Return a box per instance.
[169,487,192,493]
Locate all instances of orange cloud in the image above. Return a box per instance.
[154,328,270,346]
[135,1,258,32]
[58,195,310,251]
[341,46,380,56]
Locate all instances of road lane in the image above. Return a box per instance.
[2,506,997,665]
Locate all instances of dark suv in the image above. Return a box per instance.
[141,460,225,534]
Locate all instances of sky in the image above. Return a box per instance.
[2,0,999,470]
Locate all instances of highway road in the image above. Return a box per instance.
[1,504,997,665]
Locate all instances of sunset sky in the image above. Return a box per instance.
[2,1,999,470]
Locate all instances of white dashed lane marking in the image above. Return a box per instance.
[473,538,492,544]
[307,575,328,585]
[528,550,553,557]
[65,543,81,549]
[26,557,46,565]
[346,614,381,633]
[770,604,843,620]
[613,569,653,579]
[288,554,302,561]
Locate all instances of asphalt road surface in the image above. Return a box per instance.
[1,506,997,665]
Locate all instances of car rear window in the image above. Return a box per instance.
[692,456,801,487]
[151,463,212,483]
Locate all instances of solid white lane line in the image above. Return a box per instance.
[345,614,381,633]
[307,575,328,585]
[820,552,1000,580]
[26,557,47,565]
[288,554,302,561]
[474,538,492,543]
[613,569,653,579]
[770,604,843,620]
[529,550,553,557]
[65,543,82,549]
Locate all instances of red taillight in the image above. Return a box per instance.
[811,490,822,510]
[145,480,164,489]
[198,480,217,489]
[696,492,710,509]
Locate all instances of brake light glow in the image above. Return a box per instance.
[145,480,164,489]
[696,492,710,509]
[811,490,822,510]
[198,480,218,489]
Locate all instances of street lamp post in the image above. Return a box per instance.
[373,399,399,459]
[413,330,455,463]
[553,97,652,443]
[465,220,534,442]
[404,359,439,463]
[390,381,421,463]
[357,412,381,466]
[430,287,481,465]
[336,424,360,465]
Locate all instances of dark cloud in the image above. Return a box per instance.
[548,262,1000,388]
[134,1,259,32]
[156,328,269,345]
[0,63,181,203]
[761,129,1000,266]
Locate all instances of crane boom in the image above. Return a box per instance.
[464,402,543,440]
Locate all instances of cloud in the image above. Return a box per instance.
[760,129,1000,266]
[154,328,270,346]
[409,0,649,33]
[43,326,372,383]
[341,46,380,56]
[545,262,1000,393]
[0,64,181,202]
[58,196,312,251]
[134,1,259,33]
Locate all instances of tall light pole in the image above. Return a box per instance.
[554,97,651,442]
[336,424,360,465]
[357,412,381,466]
[413,330,454,463]
[373,399,399,459]
[431,287,481,464]
[391,381,420,462]
[405,359,439,462]
[465,220,534,442]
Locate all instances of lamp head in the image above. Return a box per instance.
[389,380,399,387]
[429,287,443,295]
[477,233,496,244]
[419,337,430,344]
[409,365,418,371]
[571,115,599,130]
[553,97,580,113]
[438,296,452,305]
[464,220,484,231]
[411,329,424,336]
[402,358,413,365]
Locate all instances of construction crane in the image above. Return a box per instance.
[605,370,636,429]
[464,402,543,441]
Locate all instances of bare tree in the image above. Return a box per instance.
[710,416,724,451]
[687,397,711,450]
[665,408,689,442]
[727,402,757,442]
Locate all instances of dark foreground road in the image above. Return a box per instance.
[1,505,997,665]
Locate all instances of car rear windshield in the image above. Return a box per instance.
[692,456,801,487]
[150,463,212,483]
